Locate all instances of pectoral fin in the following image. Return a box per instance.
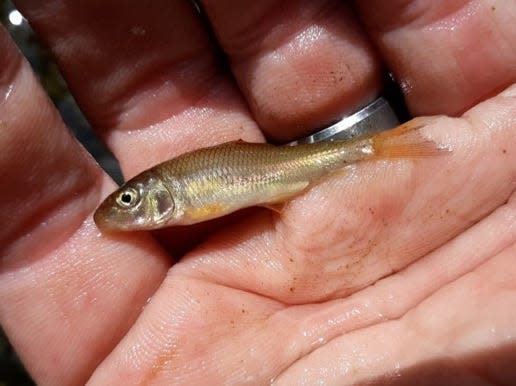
[186,203,228,222]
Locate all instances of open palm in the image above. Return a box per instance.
[1,1,515,385]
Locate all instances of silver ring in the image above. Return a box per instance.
[289,97,400,145]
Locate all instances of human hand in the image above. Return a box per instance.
[1,1,515,385]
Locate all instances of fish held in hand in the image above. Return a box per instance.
[94,120,447,232]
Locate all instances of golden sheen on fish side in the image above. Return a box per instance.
[94,120,445,232]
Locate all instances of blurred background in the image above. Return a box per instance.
[1,1,121,385]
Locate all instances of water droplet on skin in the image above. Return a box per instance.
[310,336,327,347]
[399,78,413,95]
[393,361,401,375]
[3,84,14,101]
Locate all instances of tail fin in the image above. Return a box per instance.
[371,119,449,159]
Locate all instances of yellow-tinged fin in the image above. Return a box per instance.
[260,203,286,214]
[185,203,228,221]
[371,119,450,159]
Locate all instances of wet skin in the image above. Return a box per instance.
[1,1,516,385]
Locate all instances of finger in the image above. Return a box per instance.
[15,0,264,178]
[0,26,169,385]
[87,85,516,382]
[200,0,382,141]
[355,1,516,115]
[14,0,268,255]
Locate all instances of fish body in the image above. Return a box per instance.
[94,120,443,231]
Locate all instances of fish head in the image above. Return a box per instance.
[94,172,176,231]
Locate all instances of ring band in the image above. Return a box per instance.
[289,97,400,145]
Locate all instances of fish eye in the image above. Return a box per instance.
[116,188,140,208]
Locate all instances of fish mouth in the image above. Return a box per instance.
[93,205,122,232]
[93,208,112,231]
[93,203,148,232]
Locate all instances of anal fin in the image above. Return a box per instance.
[260,203,287,214]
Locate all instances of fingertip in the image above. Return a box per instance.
[203,0,383,141]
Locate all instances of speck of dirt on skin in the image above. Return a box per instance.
[144,349,175,384]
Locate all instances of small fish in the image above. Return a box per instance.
[94,120,446,231]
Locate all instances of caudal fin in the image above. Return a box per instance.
[371,119,449,159]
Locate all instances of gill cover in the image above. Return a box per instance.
[148,180,175,224]
[94,173,175,231]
